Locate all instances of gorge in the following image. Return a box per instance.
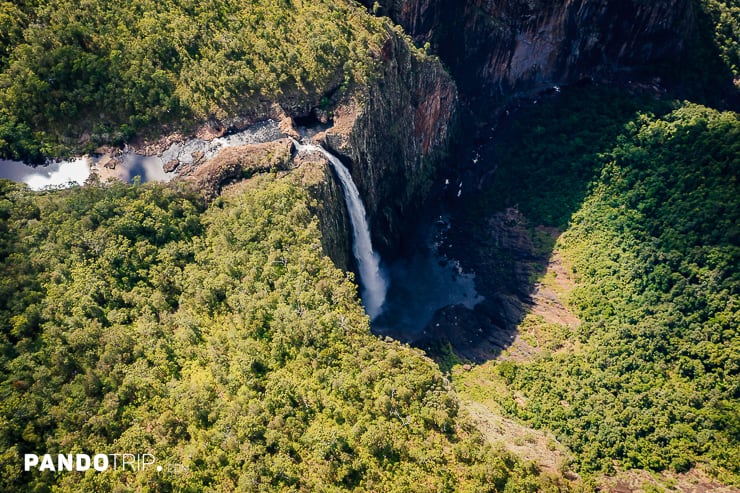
[0,0,738,491]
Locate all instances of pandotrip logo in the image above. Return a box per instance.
[24,453,160,473]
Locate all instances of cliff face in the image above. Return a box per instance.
[366,0,695,107]
[295,152,354,273]
[306,0,696,259]
[223,0,693,265]
[320,28,457,255]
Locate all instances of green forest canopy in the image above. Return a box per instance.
[0,174,557,492]
[0,0,737,489]
[0,0,390,161]
[475,90,739,483]
[0,0,736,162]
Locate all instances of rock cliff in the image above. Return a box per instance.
[170,27,457,264]
[172,137,354,271]
[174,0,696,266]
[306,0,699,261]
[365,0,695,109]
[319,27,457,255]
[293,151,354,273]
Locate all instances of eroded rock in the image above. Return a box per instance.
[186,139,293,200]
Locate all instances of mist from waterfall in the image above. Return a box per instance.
[293,140,387,319]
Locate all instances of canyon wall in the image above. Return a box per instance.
[312,0,695,259]
[366,0,696,108]
[297,153,354,273]
[222,0,694,265]
[320,27,458,255]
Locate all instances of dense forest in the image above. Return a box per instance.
[454,87,739,486]
[0,174,561,491]
[0,0,392,161]
[0,0,738,490]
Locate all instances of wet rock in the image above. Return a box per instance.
[294,151,353,271]
[313,107,330,124]
[278,116,299,139]
[99,155,118,170]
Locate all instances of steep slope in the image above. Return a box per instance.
[319,29,457,254]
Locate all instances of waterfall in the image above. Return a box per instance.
[293,139,387,319]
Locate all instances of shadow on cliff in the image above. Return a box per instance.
[417,203,562,368]
[409,83,673,368]
[352,0,739,371]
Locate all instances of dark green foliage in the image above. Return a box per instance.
[0,0,388,160]
[703,0,740,81]
[653,0,740,106]
[483,87,672,229]
[0,177,542,491]
[480,89,739,483]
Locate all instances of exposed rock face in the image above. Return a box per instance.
[321,28,458,255]
[364,0,695,108]
[185,140,292,200]
[293,150,353,272]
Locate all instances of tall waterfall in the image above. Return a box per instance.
[293,139,387,319]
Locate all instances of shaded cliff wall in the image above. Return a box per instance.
[366,0,696,108]
[321,27,458,255]
[297,154,354,273]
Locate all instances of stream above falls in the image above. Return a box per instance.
[0,120,283,190]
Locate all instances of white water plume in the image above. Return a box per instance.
[293,139,387,319]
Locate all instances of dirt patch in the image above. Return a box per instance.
[195,122,226,140]
[528,226,579,328]
[598,468,739,492]
[464,399,575,476]
[529,251,580,328]
[492,224,581,363]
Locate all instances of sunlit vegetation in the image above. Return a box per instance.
[0,175,552,491]
[703,0,740,82]
[0,0,736,489]
[472,87,739,483]
[0,0,390,161]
